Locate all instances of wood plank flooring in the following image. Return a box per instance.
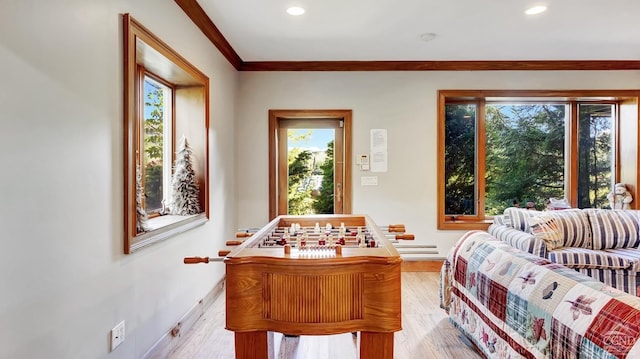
[167,272,481,359]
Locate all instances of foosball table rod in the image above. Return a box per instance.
[235,227,261,237]
[235,231,254,238]
[221,235,249,255]
[184,256,225,264]
[393,244,436,249]
[379,224,406,233]
[385,233,415,240]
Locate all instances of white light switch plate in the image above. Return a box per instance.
[361,176,378,186]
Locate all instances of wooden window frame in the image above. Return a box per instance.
[139,71,176,218]
[123,14,210,253]
[437,89,640,230]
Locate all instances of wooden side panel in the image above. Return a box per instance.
[263,273,363,323]
[226,262,401,335]
[362,266,402,331]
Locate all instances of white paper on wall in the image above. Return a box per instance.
[370,129,387,172]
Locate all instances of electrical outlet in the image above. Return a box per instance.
[110,320,125,351]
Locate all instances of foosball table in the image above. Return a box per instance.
[185,214,402,359]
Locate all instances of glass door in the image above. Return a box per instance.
[269,110,352,218]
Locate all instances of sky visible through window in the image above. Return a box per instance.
[144,79,159,119]
[288,129,334,150]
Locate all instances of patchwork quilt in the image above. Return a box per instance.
[440,230,640,358]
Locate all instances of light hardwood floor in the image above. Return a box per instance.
[167,272,481,359]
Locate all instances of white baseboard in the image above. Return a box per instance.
[141,278,225,359]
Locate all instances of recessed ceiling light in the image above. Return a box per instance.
[525,5,547,15]
[287,6,305,16]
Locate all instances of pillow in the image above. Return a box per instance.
[546,209,592,248]
[528,213,564,250]
[586,209,640,250]
[504,207,543,232]
[492,215,511,227]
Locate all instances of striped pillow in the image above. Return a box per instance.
[492,215,510,227]
[503,207,542,232]
[547,209,592,248]
[585,210,640,250]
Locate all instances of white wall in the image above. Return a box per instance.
[236,70,640,257]
[0,1,236,358]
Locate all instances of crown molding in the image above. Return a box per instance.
[240,60,640,71]
[174,0,242,70]
[175,1,640,72]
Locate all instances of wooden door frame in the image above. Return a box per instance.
[268,109,352,219]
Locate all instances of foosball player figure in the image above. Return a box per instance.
[318,233,327,246]
[357,232,366,248]
[358,236,366,248]
[369,237,376,248]
[338,227,346,245]
[279,228,289,246]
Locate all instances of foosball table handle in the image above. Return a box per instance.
[184,255,227,263]
[184,256,210,264]
[395,234,415,240]
[387,224,406,233]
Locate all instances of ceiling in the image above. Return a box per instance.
[193,0,640,63]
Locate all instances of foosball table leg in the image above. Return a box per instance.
[234,331,270,359]
[360,331,394,359]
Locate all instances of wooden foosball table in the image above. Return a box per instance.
[186,214,402,359]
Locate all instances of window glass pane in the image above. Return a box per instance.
[485,104,566,214]
[287,129,335,215]
[444,104,477,215]
[143,76,172,214]
[577,104,614,209]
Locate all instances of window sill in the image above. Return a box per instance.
[438,219,492,231]
[129,213,208,253]
[146,214,199,231]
